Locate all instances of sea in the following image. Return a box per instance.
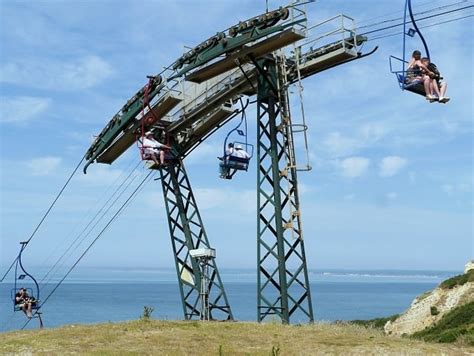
[0,267,459,332]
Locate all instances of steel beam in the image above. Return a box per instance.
[160,162,233,321]
[256,56,314,323]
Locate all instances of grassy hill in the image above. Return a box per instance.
[1,319,472,355]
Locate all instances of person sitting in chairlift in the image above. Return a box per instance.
[232,144,250,160]
[407,50,437,101]
[420,57,450,104]
[225,143,234,160]
[142,131,171,166]
[15,288,36,318]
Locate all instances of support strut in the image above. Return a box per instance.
[256,55,314,323]
[160,162,233,320]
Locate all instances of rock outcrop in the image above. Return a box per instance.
[384,269,474,336]
[465,260,474,274]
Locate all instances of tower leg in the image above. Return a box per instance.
[160,162,233,320]
[256,56,314,323]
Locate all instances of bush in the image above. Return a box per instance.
[430,306,440,316]
[439,270,474,290]
[140,306,154,321]
[412,302,474,345]
[350,315,399,329]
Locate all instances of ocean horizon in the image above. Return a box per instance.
[0,267,461,332]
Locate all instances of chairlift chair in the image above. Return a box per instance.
[11,242,41,314]
[389,0,432,98]
[218,99,254,179]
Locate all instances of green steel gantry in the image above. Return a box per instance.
[255,56,313,322]
[83,5,375,323]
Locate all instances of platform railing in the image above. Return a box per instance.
[301,14,357,54]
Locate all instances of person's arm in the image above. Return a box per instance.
[407,57,416,69]
[417,62,434,77]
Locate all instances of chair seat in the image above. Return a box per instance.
[224,156,250,171]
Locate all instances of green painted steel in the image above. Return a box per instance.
[160,162,233,321]
[256,56,314,324]
[84,78,164,173]
[172,18,305,79]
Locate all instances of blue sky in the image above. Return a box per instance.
[0,0,472,278]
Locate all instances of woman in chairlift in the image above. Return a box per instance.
[406,50,436,101]
[142,131,171,166]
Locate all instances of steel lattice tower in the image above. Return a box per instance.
[255,55,314,323]
[160,162,233,320]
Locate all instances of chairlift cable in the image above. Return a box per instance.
[359,5,473,36]
[38,161,144,287]
[367,14,473,41]
[0,156,86,283]
[39,169,144,287]
[36,156,139,273]
[357,0,469,29]
[21,170,154,330]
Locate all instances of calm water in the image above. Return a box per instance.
[0,268,458,332]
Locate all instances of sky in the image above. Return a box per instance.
[0,0,472,280]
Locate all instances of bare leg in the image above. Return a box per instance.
[423,76,432,98]
[27,302,33,318]
[431,80,441,97]
[151,153,160,166]
[160,151,165,165]
[440,82,448,97]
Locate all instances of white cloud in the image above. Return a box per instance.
[77,165,128,186]
[441,183,472,196]
[322,132,359,157]
[0,55,113,90]
[321,122,391,157]
[379,156,407,177]
[338,157,370,178]
[194,187,256,213]
[0,96,51,124]
[26,156,62,176]
[185,142,221,165]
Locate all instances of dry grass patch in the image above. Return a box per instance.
[0,320,472,355]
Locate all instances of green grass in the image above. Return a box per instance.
[439,270,474,290]
[412,301,474,345]
[350,314,399,329]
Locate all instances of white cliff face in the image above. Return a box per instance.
[384,279,473,336]
[465,261,474,274]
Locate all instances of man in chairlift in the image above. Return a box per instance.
[407,50,437,101]
[233,144,250,160]
[142,131,171,166]
[421,57,450,104]
[15,288,36,318]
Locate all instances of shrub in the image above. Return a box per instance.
[439,270,474,290]
[430,306,440,316]
[350,315,399,329]
[140,306,154,321]
[413,302,474,345]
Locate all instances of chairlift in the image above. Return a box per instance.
[219,99,254,179]
[11,242,43,327]
[389,0,432,97]
[137,130,176,169]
